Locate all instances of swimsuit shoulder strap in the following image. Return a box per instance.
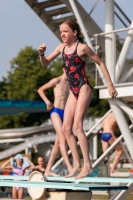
[62,44,67,55]
[76,42,79,48]
[74,42,79,53]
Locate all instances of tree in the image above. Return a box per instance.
[3,46,52,100]
[49,57,63,78]
[0,79,7,99]
[0,46,54,128]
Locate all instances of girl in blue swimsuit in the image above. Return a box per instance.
[38,20,118,179]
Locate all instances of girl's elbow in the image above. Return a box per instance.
[41,60,49,67]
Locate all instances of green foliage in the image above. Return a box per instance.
[0,79,8,99]
[116,35,123,52]
[3,46,52,100]
[128,58,133,64]
[49,57,63,77]
[0,46,53,128]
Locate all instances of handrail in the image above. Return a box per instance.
[93,26,133,37]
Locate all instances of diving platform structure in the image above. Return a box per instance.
[24,0,133,160]
[1,0,133,199]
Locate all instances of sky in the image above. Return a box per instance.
[0,0,133,81]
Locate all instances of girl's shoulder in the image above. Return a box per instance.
[78,43,88,50]
[78,43,93,55]
[56,43,67,52]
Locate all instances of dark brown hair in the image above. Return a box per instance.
[62,20,84,43]
[37,155,45,161]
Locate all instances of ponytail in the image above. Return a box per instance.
[77,35,84,44]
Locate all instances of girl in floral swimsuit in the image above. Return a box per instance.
[38,20,118,179]
[62,42,92,99]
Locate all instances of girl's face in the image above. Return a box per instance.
[16,159,23,166]
[60,23,77,43]
[37,157,44,167]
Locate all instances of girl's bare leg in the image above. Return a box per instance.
[62,92,81,177]
[18,187,24,199]
[12,187,18,199]
[73,85,93,179]
[50,113,73,174]
[45,133,60,177]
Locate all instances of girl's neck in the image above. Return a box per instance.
[17,164,22,168]
[67,40,77,48]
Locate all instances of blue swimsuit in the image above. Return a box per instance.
[50,107,64,122]
[101,132,112,142]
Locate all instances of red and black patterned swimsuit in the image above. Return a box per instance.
[62,42,92,99]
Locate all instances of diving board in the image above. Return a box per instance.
[0,175,133,184]
[0,179,128,191]
[0,171,132,200]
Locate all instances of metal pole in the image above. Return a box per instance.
[115,99,133,119]
[93,135,98,160]
[119,66,133,83]
[105,0,115,83]
[115,21,133,83]
[109,100,133,159]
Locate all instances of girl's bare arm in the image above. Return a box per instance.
[26,158,35,168]
[1,158,13,170]
[38,43,63,66]
[82,44,118,98]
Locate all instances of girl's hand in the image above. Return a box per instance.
[47,102,54,111]
[38,43,46,55]
[10,157,14,161]
[108,84,118,99]
[35,166,39,170]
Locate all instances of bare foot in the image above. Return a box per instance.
[44,170,60,177]
[110,168,119,173]
[65,166,81,178]
[75,167,93,180]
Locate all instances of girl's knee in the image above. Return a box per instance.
[62,124,71,136]
[73,122,82,135]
